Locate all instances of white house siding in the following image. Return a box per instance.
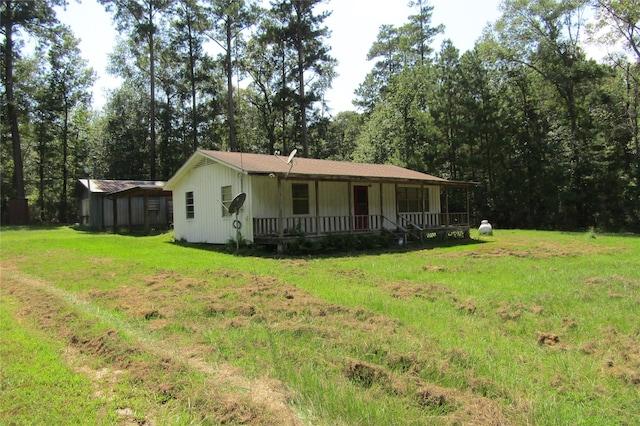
[172,161,251,244]
[428,186,441,225]
[251,176,279,218]
[318,181,349,216]
[317,181,349,233]
[381,183,397,230]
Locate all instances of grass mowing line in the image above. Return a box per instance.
[1,265,303,425]
[0,297,118,425]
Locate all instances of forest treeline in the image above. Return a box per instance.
[2,0,639,231]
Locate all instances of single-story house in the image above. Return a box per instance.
[164,150,475,250]
[75,179,173,231]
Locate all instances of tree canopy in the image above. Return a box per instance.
[2,0,638,231]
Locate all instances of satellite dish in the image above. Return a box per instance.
[287,149,297,164]
[275,149,297,164]
[228,192,246,214]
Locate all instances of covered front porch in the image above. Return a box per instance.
[252,184,473,247]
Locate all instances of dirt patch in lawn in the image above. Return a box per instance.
[384,280,453,301]
[594,327,640,386]
[343,356,513,425]
[443,239,619,259]
[495,301,545,321]
[193,273,403,338]
[1,265,302,425]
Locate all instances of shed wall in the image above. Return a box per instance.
[99,197,171,229]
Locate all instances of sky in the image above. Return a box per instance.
[55,0,502,113]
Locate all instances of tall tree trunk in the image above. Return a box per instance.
[280,47,287,154]
[59,98,69,223]
[226,19,237,152]
[187,15,198,152]
[38,136,45,222]
[149,6,157,179]
[298,45,308,157]
[4,2,25,200]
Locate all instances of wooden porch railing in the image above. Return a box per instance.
[253,212,469,237]
[253,215,382,237]
[398,212,469,229]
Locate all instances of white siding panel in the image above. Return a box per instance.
[252,175,279,218]
[172,163,251,244]
[429,186,441,213]
[368,183,381,217]
[318,181,349,216]
[381,183,396,229]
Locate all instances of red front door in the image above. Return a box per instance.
[353,186,369,230]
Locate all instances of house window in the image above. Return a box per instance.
[186,191,195,219]
[397,187,429,213]
[221,185,233,217]
[292,183,309,215]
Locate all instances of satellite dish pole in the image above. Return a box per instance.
[228,192,246,252]
[275,148,297,178]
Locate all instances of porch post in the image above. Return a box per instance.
[420,183,425,242]
[445,187,450,227]
[394,183,398,224]
[466,186,470,226]
[315,180,320,235]
[379,183,383,230]
[421,183,425,226]
[278,176,284,239]
[348,181,353,232]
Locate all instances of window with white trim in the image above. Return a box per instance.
[186,191,195,219]
[221,185,233,217]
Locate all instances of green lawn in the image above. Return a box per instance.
[1,227,638,425]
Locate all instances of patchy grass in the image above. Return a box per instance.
[1,227,639,425]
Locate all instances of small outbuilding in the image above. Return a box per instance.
[165,150,475,250]
[76,179,173,231]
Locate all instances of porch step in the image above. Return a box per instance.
[383,229,414,246]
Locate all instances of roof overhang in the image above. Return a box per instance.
[249,171,477,187]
